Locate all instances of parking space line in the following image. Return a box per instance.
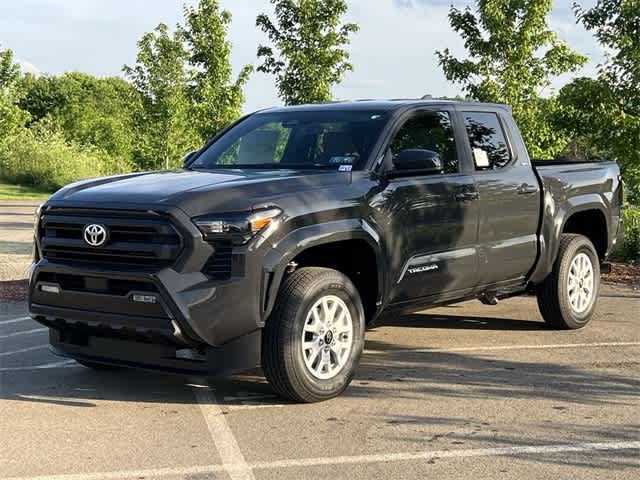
[368,341,640,354]
[0,360,78,372]
[0,316,32,326]
[0,328,47,339]
[190,376,256,480]
[0,345,47,357]
[5,440,640,480]
[251,440,640,470]
[226,403,286,411]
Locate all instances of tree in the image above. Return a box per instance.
[256,0,359,105]
[179,0,252,139]
[123,23,199,170]
[557,0,640,204]
[0,45,21,92]
[0,45,29,148]
[19,72,140,164]
[436,0,587,158]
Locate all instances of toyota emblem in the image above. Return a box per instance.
[83,224,108,247]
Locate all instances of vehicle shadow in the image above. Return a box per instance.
[373,311,548,331]
[2,335,637,410]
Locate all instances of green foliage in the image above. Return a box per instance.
[124,23,200,170]
[555,1,640,204]
[256,0,359,105]
[0,45,29,148]
[0,44,21,92]
[612,206,640,262]
[124,1,247,168]
[0,125,129,191]
[18,72,140,161]
[179,0,252,139]
[436,0,587,158]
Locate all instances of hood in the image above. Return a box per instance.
[49,169,350,216]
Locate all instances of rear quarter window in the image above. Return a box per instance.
[463,112,512,170]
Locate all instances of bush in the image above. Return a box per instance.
[0,127,132,191]
[612,206,640,263]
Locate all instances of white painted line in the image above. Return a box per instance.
[0,345,47,357]
[5,440,640,480]
[250,440,640,470]
[226,403,286,411]
[0,316,32,326]
[366,341,640,354]
[190,376,256,480]
[0,360,78,372]
[0,327,47,339]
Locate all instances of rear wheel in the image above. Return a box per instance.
[536,234,600,329]
[262,267,365,403]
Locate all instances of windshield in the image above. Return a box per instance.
[191,110,390,170]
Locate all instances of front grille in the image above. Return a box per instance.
[39,208,182,268]
[202,241,233,279]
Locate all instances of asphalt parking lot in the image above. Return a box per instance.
[1,283,639,480]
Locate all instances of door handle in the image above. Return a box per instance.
[517,184,538,195]
[455,191,479,202]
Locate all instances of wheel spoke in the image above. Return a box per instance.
[567,252,595,314]
[301,294,354,380]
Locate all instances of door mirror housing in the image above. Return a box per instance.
[182,150,197,167]
[392,149,443,174]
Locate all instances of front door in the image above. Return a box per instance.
[373,109,480,304]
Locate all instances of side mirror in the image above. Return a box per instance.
[392,149,443,173]
[182,150,197,167]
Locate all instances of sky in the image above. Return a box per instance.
[0,0,603,113]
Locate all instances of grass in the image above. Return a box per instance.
[0,181,52,201]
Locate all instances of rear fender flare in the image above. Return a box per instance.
[530,194,609,284]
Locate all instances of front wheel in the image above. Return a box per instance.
[536,234,600,329]
[262,267,365,403]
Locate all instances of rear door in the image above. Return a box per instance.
[375,108,480,304]
[460,109,541,286]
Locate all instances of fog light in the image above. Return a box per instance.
[132,294,157,304]
[41,284,60,294]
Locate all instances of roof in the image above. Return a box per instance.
[258,99,511,114]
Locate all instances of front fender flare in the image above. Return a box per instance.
[260,219,384,321]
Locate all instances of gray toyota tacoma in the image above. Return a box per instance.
[29,99,624,402]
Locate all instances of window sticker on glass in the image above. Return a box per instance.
[338,165,353,172]
[473,148,490,168]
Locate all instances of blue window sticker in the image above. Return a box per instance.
[338,165,353,172]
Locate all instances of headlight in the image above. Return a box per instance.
[193,207,282,244]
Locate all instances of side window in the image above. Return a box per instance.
[390,111,458,174]
[463,112,512,170]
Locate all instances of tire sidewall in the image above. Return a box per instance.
[285,276,365,399]
[557,239,600,326]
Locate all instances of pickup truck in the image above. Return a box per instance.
[29,100,624,402]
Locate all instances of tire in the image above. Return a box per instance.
[76,360,121,370]
[536,234,600,329]
[262,267,365,403]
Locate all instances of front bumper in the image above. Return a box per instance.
[28,204,277,375]
[49,328,261,375]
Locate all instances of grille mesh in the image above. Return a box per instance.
[39,208,182,268]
